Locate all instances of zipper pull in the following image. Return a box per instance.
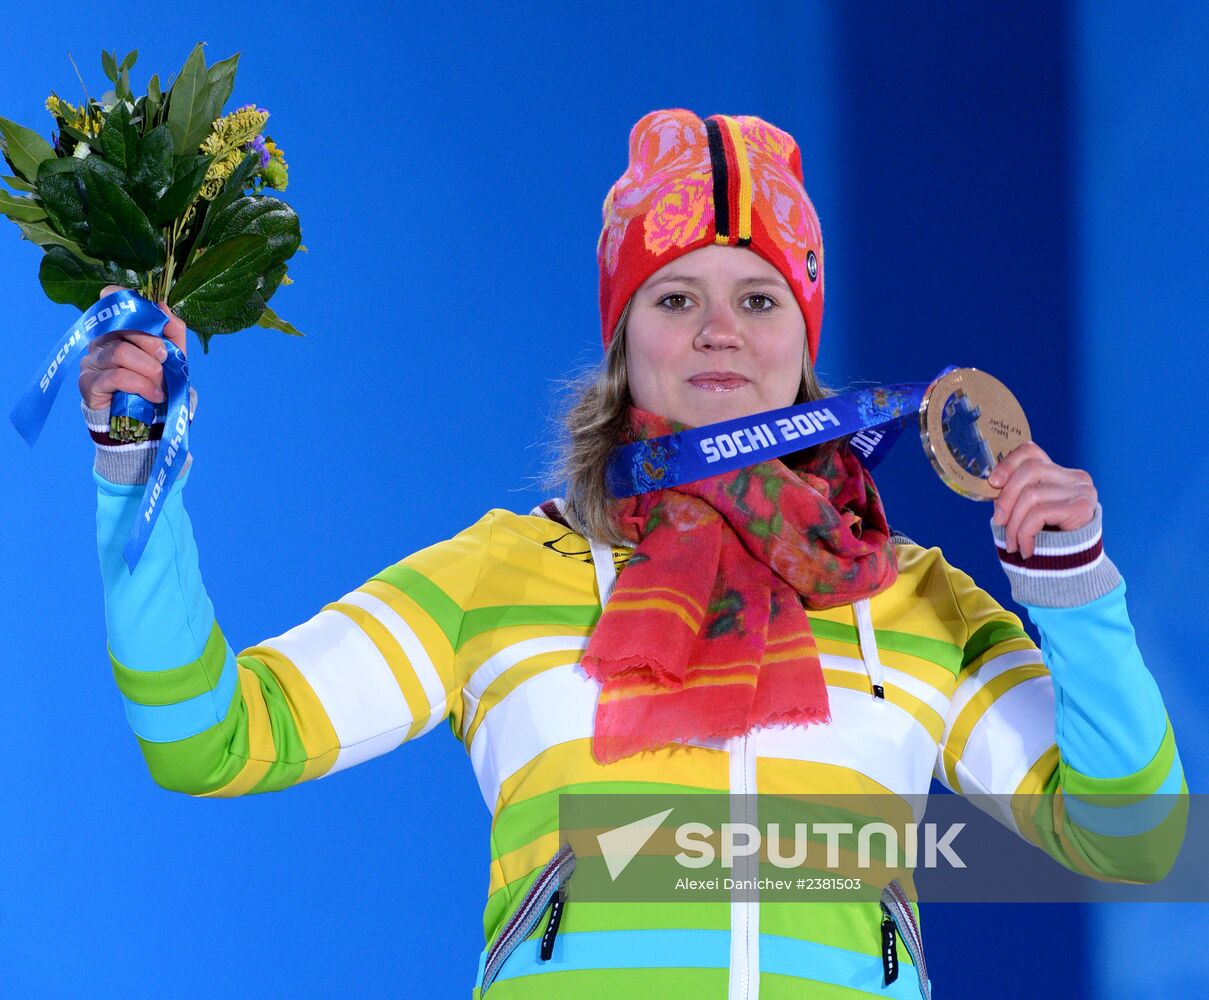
[539,884,567,961]
[881,911,899,985]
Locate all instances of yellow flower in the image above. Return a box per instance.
[45,95,76,118]
[199,150,245,200]
[199,106,269,157]
[45,93,102,137]
[262,160,288,190]
[197,106,271,201]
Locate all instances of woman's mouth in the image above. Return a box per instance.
[688,372,750,392]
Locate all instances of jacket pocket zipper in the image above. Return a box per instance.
[878,878,931,1000]
[481,842,576,995]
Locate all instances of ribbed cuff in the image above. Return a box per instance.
[82,386,198,486]
[990,502,1121,608]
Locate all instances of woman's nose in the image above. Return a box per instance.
[694,303,744,349]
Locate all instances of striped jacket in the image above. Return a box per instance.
[93,455,1185,999]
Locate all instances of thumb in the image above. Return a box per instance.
[156,301,188,358]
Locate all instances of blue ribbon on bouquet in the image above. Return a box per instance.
[9,288,191,572]
[605,368,958,498]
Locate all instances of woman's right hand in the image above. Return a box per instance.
[78,285,189,410]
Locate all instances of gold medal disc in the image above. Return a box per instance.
[919,368,1030,499]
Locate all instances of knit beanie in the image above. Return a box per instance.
[597,109,825,362]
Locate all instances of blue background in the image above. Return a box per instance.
[1,1,1205,995]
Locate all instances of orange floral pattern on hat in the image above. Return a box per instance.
[599,110,713,275]
[643,172,712,256]
[754,160,822,303]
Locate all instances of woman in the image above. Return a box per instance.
[78,109,1183,999]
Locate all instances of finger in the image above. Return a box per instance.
[85,367,167,410]
[992,457,1054,525]
[88,329,172,362]
[991,458,1086,525]
[1002,480,1088,550]
[987,441,1051,489]
[92,339,166,388]
[156,303,188,357]
[1009,493,1098,559]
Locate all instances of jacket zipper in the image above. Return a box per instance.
[481,843,576,995]
[539,883,567,960]
[728,730,759,1000]
[879,879,931,1000]
[854,598,887,700]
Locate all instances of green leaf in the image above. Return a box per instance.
[192,293,271,350]
[0,117,58,183]
[80,168,164,270]
[0,189,48,222]
[206,53,239,111]
[81,154,126,186]
[38,245,139,310]
[56,123,95,147]
[128,124,174,212]
[99,102,138,173]
[149,153,212,225]
[120,49,138,73]
[220,150,259,197]
[169,232,271,310]
[256,303,304,338]
[146,74,163,126]
[102,49,118,83]
[166,43,213,154]
[257,261,286,301]
[193,151,258,247]
[13,218,102,261]
[3,173,36,192]
[169,233,274,345]
[117,67,131,102]
[203,195,300,265]
[36,158,89,243]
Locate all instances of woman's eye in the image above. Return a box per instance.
[658,293,690,310]
[745,293,776,312]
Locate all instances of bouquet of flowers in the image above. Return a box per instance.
[1,43,304,441]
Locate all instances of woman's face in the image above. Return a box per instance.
[625,244,807,427]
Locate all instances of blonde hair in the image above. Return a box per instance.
[552,300,836,545]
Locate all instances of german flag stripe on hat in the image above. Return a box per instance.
[705,114,752,246]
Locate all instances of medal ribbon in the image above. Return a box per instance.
[9,289,191,572]
[606,368,958,498]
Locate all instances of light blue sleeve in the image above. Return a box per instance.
[1025,580,1176,783]
[95,465,214,668]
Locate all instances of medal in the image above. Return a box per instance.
[919,368,1031,499]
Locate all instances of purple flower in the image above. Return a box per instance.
[246,134,270,168]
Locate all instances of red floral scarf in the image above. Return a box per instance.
[581,407,898,765]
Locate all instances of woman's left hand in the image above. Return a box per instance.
[987,442,1097,558]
